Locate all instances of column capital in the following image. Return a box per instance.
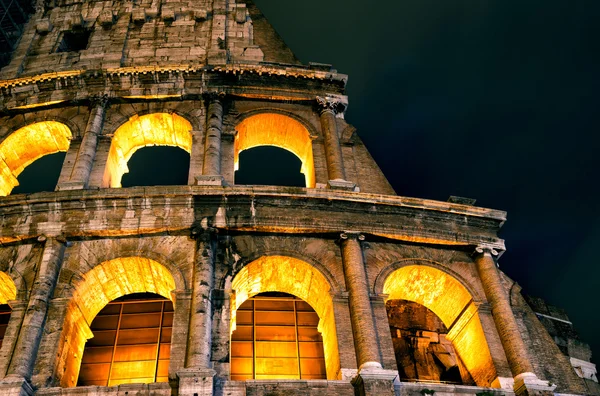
[474,245,500,257]
[316,95,347,115]
[203,91,226,103]
[88,94,109,109]
[340,232,365,241]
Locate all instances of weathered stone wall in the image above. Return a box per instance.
[0,0,594,395]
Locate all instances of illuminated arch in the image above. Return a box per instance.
[0,272,17,304]
[231,256,340,379]
[57,257,176,387]
[0,121,71,196]
[234,113,316,188]
[104,113,193,188]
[383,265,498,387]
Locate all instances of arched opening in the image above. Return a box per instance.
[387,299,472,385]
[234,113,316,188]
[231,292,326,380]
[231,256,340,380]
[383,265,498,387]
[103,113,193,188]
[121,146,190,187]
[77,292,173,386]
[0,121,71,196]
[11,152,66,194]
[0,272,17,349]
[56,257,176,387]
[234,146,305,187]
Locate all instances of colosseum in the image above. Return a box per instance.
[0,0,597,395]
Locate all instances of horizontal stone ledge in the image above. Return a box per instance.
[0,185,506,222]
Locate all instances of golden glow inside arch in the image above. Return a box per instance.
[104,113,193,188]
[383,265,498,387]
[234,114,315,188]
[0,272,17,304]
[0,121,71,196]
[58,257,176,387]
[231,256,340,379]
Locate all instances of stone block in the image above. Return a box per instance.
[193,8,208,21]
[97,10,114,27]
[36,19,53,34]
[132,8,146,24]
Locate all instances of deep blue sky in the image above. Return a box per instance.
[253,0,600,362]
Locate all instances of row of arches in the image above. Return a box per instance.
[0,112,315,196]
[0,255,500,389]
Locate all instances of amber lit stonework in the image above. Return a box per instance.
[231,256,340,380]
[103,113,193,188]
[0,121,71,196]
[383,265,498,387]
[55,257,176,387]
[234,114,316,188]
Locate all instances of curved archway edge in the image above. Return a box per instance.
[231,255,340,380]
[382,264,499,387]
[103,113,193,188]
[234,113,316,188]
[0,121,72,196]
[56,256,177,387]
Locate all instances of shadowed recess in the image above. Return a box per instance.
[11,152,66,194]
[384,265,498,387]
[235,113,315,187]
[0,121,71,196]
[121,146,190,187]
[231,256,340,380]
[103,113,192,188]
[234,146,305,187]
[56,257,176,387]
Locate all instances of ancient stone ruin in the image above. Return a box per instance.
[0,0,597,395]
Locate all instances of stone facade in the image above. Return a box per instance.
[0,0,596,395]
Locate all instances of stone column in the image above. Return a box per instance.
[474,246,555,396]
[56,95,108,190]
[317,97,354,190]
[178,230,217,395]
[340,233,397,396]
[187,229,217,368]
[0,301,27,379]
[197,94,225,186]
[5,237,65,387]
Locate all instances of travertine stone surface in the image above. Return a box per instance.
[0,0,594,394]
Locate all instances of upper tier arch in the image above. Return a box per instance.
[103,113,193,188]
[0,121,71,196]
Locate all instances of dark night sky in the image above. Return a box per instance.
[252,0,600,361]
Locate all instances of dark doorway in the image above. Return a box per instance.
[121,146,190,188]
[12,152,66,195]
[235,146,305,187]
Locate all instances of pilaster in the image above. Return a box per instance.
[169,290,192,382]
[474,246,556,396]
[56,95,108,191]
[198,93,225,186]
[7,237,65,381]
[187,228,217,369]
[339,233,398,395]
[317,96,355,190]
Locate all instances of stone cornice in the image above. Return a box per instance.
[0,186,506,250]
[0,63,348,90]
